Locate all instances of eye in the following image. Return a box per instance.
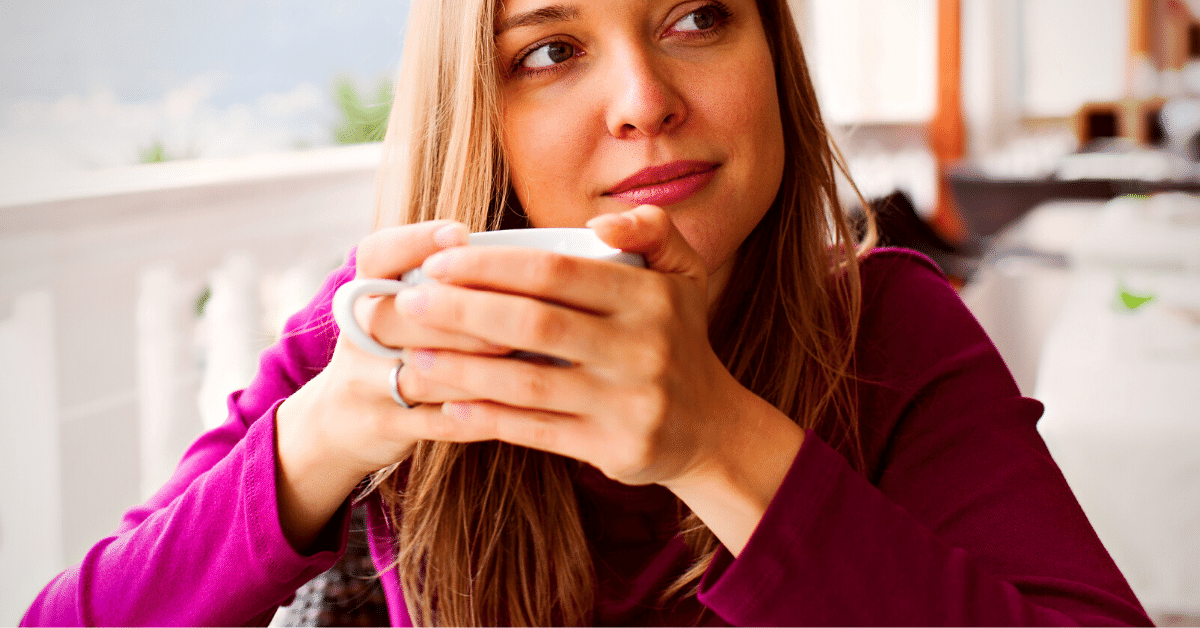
[520,41,577,70]
[673,5,722,32]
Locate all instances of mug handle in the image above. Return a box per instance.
[331,278,410,359]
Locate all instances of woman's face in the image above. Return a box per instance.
[495,0,785,281]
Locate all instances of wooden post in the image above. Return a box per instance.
[1163,0,1194,70]
[1131,0,1153,61]
[929,0,967,242]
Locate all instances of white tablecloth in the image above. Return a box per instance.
[1034,196,1200,614]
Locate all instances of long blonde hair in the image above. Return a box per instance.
[368,0,875,624]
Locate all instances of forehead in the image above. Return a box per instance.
[495,0,769,34]
[495,0,683,30]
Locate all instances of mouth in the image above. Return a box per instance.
[604,160,720,206]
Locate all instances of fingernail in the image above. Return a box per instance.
[408,348,435,372]
[433,223,468,248]
[444,402,472,421]
[396,288,428,316]
[423,251,452,278]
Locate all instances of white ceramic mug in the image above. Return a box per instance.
[332,228,645,360]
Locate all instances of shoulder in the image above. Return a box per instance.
[854,247,985,351]
[850,246,1027,456]
[852,246,991,366]
[858,246,954,311]
[847,251,1041,491]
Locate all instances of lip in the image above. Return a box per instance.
[604,160,720,206]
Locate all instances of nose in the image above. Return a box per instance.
[604,47,688,139]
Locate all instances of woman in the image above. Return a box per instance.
[24,0,1150,625]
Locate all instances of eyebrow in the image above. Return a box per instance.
[495,4,580,35]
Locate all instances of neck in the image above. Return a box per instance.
[706,257,735,323]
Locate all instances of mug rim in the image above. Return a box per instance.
[468,227,602,245]
[463,227,643,266]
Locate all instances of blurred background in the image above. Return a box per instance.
[1,0,1198,625]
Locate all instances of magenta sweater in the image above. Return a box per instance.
[22,248,1151,626]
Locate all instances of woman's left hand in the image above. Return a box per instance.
[397,205,798,485]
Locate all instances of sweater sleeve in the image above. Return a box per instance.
[695,249,1151,627]
[21,255,359,627]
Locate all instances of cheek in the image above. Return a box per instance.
[688,62,783,266]
[503,114,559,193]
[502,105,595,227]
[722,57,785,181]
[732,62,785,216]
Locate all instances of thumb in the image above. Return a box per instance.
[586,205,706,281]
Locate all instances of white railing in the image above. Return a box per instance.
[0,144,379,624]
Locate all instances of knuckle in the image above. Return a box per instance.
[611,439,653,478]
[374,407,401,437]
[639,280,674,319]
[424,412,456,440]
[516,366,551,405]
[517,304,565,346]
[624,387,668,422]
[345,370,376,406]
[528,253,573,292]
[439,286,467,326]
[399,368,427,400]
[630,335,670,375]
[355,232,387,275]
[356,229,406,277]
[525,423,557,450]
[356,224,432,278]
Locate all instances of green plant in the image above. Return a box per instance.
[194,286,212,317]
[333,77,393,144]
[1117,285,1154,311]
[139,141,170,164]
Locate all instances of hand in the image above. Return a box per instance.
[274,219,509,549]
[390,205,753,488]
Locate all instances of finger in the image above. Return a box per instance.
[354,293,510,357]
[396,283,621,366]
[393,356,475,405]
[404,348,605,415]
[417,246,645,315]
[370,372,520,447]
[350,221,504,358]
[586,205,707,282]
[438,401,590,460]
[355,220,469,280]
[389,395,581,449]
[399,403,506,446]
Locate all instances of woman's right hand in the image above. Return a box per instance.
[273,220,501,551]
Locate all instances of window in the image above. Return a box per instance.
[805,0,938,125]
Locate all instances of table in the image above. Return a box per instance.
[1033,195,1200,616]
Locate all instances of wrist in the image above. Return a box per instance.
[275,381,376,551]
[277,375,377,484]
[663,387,804,556]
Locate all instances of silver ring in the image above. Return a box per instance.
[389,362,416,409]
